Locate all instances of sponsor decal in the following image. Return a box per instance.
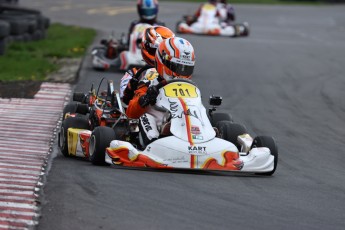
[188,146,207,154]
[169,99,200,120]
[191,125,200,134]
[192,135,203,140]
[79,131,90,157]
[163,156,188,164]
[141,114,152,132]
[145,70,159,80]
[67,128,82,156]
[175,58,194,65]
[182,51,191,60]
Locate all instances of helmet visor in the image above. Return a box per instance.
[163,57,194,76]
[144,41,158,56]
[139,8,158,19]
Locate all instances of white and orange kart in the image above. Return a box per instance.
[88,79,278,175]
[176,3,249,37]
[176,16,249,37]
[91,23,151,71]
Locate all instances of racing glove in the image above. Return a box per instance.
[129,77,139,91]
[139,86,158,107]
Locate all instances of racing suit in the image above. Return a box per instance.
[193,3,221,32]
[217,2,235,24]
[120,65,152,105]
[127,19,165,46]
[126,68,167,147]
[105,19,164,69]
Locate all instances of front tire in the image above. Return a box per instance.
[217,121,247,150]
[252,136,278,176]
[89,126,116,165]
[59,117,90,157]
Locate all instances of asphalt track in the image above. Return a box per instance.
[20,1,345,229]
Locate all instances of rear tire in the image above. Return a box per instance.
[89,126,116,165]
[217,121,247,150]
[0,38,6,55]
[73,92,86,102]
[62,102,89,120]
[76,104,89,115]
[0,16,29,36]
[252,136,278,176]
[62,102,78,120]
[59,117,90,157]
[32,30,43,40]
[0,20,10,38]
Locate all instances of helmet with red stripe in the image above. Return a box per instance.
[155,37,195,80]
[141,26,175,66]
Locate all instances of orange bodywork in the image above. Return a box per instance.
[79,132,91,158]
[107,146,243,171]
[107,147,172,168]
[201,151,243,170]
[207,28,221,35]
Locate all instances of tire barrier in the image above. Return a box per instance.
[0,0,18,5]
[0,1,50,55]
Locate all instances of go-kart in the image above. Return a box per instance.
[58,78,124,158]
[88,79,278,175]
[176,3,249,37]
[91,23,151,71]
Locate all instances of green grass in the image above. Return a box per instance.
[0,23,96,82]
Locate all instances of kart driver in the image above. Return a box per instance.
[104,0,164,59]
[217,0,236,24]
[120,25,175,105]
[127,0,165,45]
[182,0,221,27]
[178,0,246,37]
[126,37,195,148]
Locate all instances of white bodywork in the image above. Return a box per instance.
[178,3,236,36]
[105,81,275,173]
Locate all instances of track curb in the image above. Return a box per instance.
[0,82,71,229]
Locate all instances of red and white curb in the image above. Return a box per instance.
[0,82,71,230]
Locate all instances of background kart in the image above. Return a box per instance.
[91,23,151,71]
[176,14,249,37]
[89,79,278,175]
[59,78,124,158]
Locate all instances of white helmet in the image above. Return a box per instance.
[155,37,195,80]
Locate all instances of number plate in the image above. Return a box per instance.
[163,82,198,98]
